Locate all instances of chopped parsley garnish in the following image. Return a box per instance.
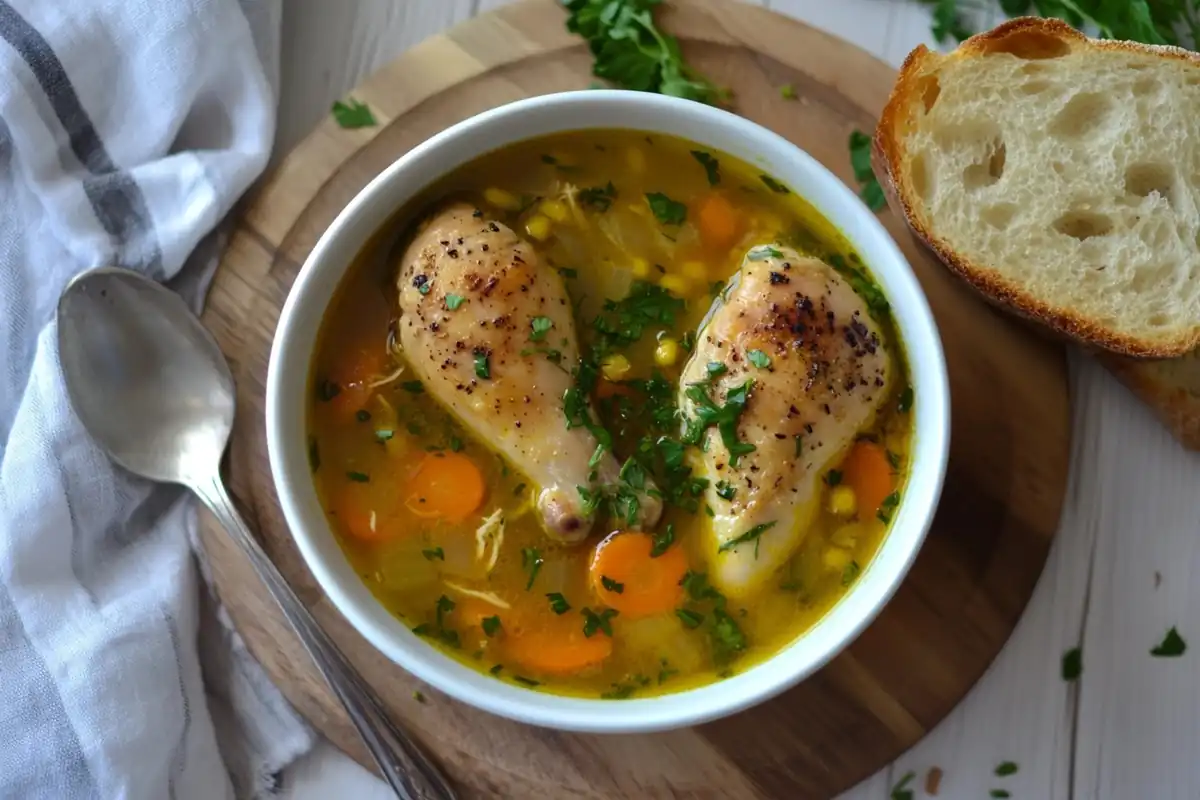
[331,98,376,128]
[898,386,914,413]
[989,791,1011,799]
[779,83,797,100]
[582,607,618,638]
[1151,626,1187,657]
[690,150,720,185]
[401,380,424,394]
[601,576,625,594]
[1062,646,1082,680]
[841,560,861,586]
[579,181,617,212]
[445,293,465,310]
[308,438,320,472]
[411,595,460,648]
[412,690,425,703]
[448,435,464,452]
[658,661,678,684]
[317,379,341,402]
[346,471,370,483]
[521,547,543,590]
[529,316,554,341]
[355,409,371,422]
[559,266,579,279]
[546,592,572,614]
[473,350,491,380]
[711,608,747,661]
[886,449,902,470]
[717,521,776,558]
[747,349,771,369]
[513,675,540,687]
[747,245,783,261]
[823,252,890,322]
[591,281,684,355]
[588,443,606,469]
[513,482,527,496]
[995,761,1018,777]
[876,491,900,524]
[715,481,736,501]
[793,435,804,458]
[826,469,843,486]
[706,361,727,379]
[489,664,503,676]
[422,547,444,561]
[645,192,687,225]
[482,616,502,637]
[650,523,676,557]
[676,608,704,629]
[682,379,756,467]
[759,174,790,194]
[848,129,886,211]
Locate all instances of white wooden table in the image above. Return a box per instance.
[274,2,1200,798]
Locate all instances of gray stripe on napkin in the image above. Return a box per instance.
[0,0,162,273]
[162,606,192,800]
[0,582,98,799]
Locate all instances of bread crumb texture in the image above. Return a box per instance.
[887,19,1200,356]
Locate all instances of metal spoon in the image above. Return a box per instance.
[57,267,457,800]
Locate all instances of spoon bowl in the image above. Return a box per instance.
[56,266,457,800]
[58,268,233,485]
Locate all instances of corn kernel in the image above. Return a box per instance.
[540,199,570,223]
[524,214,552,241]
[828,486,858,517]
[832,524,863,550]
[626,146,646,173]
[483,187,521,211]
[601,354,632,382]
[659,274,693,297]
[823,546,852,571]
[654,338,680,367]
[679,260,706,281]
[630,257,651,279]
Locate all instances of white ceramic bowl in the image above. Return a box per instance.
[267,90,950,734]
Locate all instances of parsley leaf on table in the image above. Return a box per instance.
[563,0,724,104]
[1151,626,1187,657]
[849,129,886,212]
[331,98,376,129]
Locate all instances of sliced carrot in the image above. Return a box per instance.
[406,451,486,521]
[840,441,894,516]
[324,343,391,423]
[332,482,399,542]
[503,624,614,675]
[589,531,687,618]
[697,193,743,252]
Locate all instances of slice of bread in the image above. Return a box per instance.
[873,17,1200,358]
[1103,350,1200,450]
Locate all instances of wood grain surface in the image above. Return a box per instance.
[198,1,1071,797]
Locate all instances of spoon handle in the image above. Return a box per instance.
[194,474,458,800]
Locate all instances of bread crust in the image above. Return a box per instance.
[1102,353,1200,451]
[873,16,1200,358]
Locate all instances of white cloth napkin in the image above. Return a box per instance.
[0,1,317,798]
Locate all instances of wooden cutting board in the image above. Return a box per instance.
[197,1,1071,796]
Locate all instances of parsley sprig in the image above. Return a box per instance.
[564,0,724,104]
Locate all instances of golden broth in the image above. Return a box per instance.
[308,130,913,698]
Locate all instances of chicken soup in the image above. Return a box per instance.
[308,130,913,698]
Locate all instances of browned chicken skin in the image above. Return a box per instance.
[681,246,892,597]
[395,203,662,542]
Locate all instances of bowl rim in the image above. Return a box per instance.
[266,89,951,733]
